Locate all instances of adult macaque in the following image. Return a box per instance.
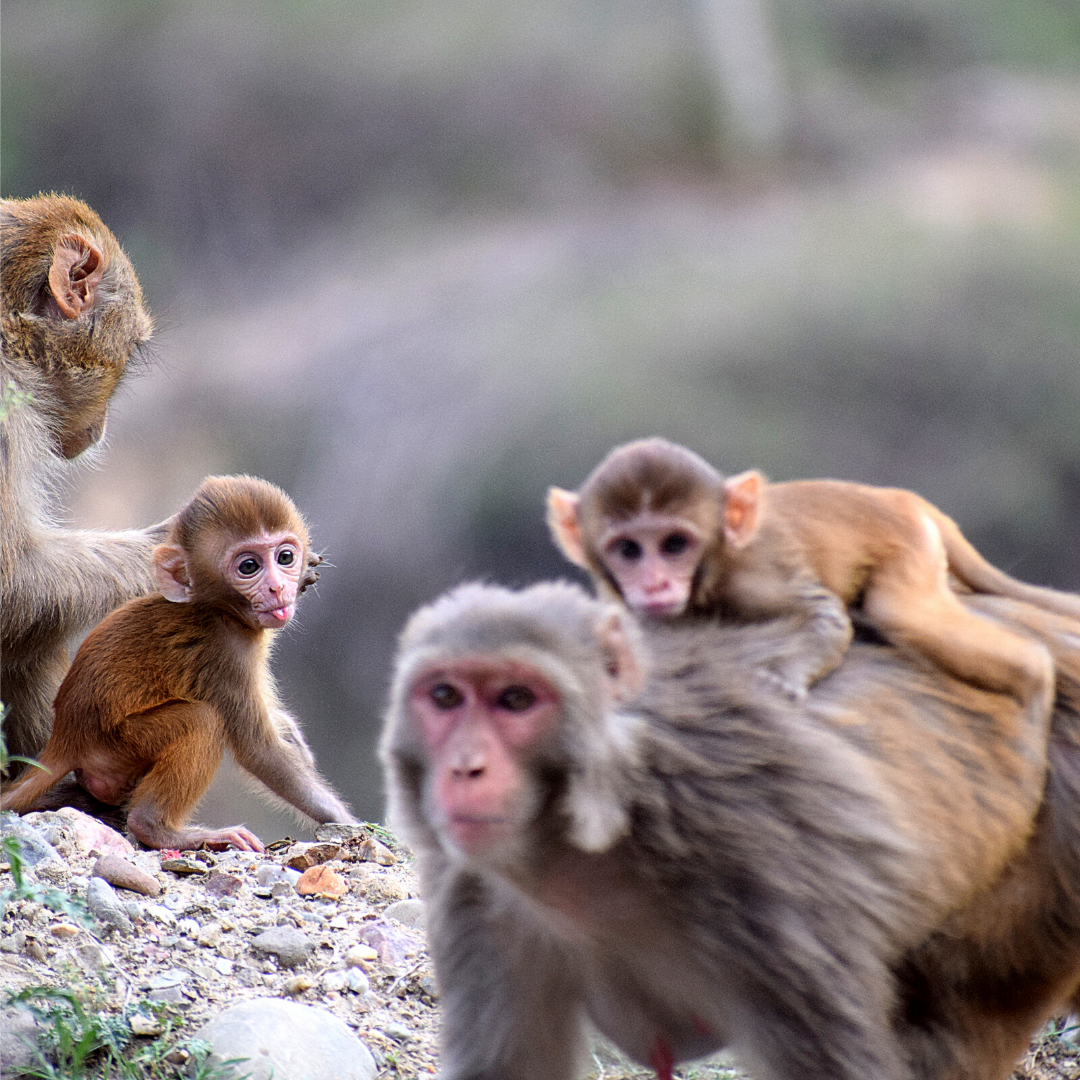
[1,194,161,762]
[381,581,1080,1080]
[547,437,1079,709]
[1,475,353,851]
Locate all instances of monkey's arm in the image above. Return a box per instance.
[734,571,854,700]
[226,701,356,825]
[2,523,168,642]
[427,864,587,1080]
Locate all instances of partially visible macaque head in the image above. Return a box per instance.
[1,195,153,459]
[383,582,646,866]
[547,438,763,617]
[154,476,310,630]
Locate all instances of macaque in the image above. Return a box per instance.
[381,581,1080,1080]
[1,194,162,762]
[1,475,353,852]
[547,438,1078,711]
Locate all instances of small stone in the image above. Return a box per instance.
[314,822,369,843]
[144,903,177,927]
[218,943,236,960]
[160,857,207,875]
[418,974,439,998]
[270,881,293,898]
[383,898,425,928]
[197,922,223,948]
[358,920,408,967]
[49,923,81,938]
[86,876,133,936]
[192,998,377,1080]
[284,842,342,871]
[129,1013,164,1036]
[0,1004,46,1076]
[147,986,186,1004]
[75,941,107,970]
[344,944,378,967]
[253,886,274,899]
[92,854,161,897]
[346,967,371,994]
[206,871,244,897]
[0,814,62,868]
[283,974,313,994]
[34,860,70,884]
[358,837,397,865]
[26,939,46,962]
[321,970,348,993]
[296,865,347,898]
[250,927,314,969]
[385,1021,413,1043]
[214,958,235,976]
[147,968,191,990]
[177,918,201,936]
[54,808,133,855]
[164,1048,190,1066]
[255,863,301,887]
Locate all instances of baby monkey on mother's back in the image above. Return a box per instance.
[1,475,355,851]
[548,438,1080,715]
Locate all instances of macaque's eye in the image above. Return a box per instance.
[498,686,536,712]
[661,533,690,556]
[237,557,261,577]
[277,548,295,567]
[431,683,464,709]
[614,538,643,561]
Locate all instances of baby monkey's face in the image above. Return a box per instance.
[598,513,707,617]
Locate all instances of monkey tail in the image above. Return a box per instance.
[933,507,1080,620]
[0,749,70,812]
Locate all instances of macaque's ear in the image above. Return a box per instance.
[47,233,105,319]
[546,488,590,568]
[153,545,192,603]
[722,470,764,549]
[596,611,646,704]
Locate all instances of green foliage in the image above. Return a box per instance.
[5,986,250,1080]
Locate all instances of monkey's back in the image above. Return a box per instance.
[53,594,241,740]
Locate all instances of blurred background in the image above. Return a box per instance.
[3,0,1079,834]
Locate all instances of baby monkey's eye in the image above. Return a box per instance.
[431,683,464,709]
[237,557,260,577]
[661,533,690,556]
[615,538,643,561]
[498,686,536,712]
[277,549,295,566]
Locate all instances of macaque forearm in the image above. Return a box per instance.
[3,528,159,640]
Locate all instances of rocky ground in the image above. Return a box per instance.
[1,807,1077,1080]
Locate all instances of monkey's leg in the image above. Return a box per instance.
[0,649,70,765]
[864,564,1055,729]
[125,704,262,851]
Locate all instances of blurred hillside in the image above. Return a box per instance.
[3,0,1079,832]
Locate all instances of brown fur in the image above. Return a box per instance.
[381,581,1080,1080]
[548,438,1078,723]
[0,475,354,851]
[1,194,160,762]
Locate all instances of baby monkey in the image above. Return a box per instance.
[548,438,1080,709]
[1,475,354,851]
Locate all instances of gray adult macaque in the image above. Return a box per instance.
[381,581,1080,1080]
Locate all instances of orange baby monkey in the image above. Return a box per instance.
[1,475,354,851]
[547,438,1079,712]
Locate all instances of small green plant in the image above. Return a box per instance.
[6,986,251,1079]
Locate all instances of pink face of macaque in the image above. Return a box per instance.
[224,533,305,628]
[598,515,707,618]
[409,657,561,859]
